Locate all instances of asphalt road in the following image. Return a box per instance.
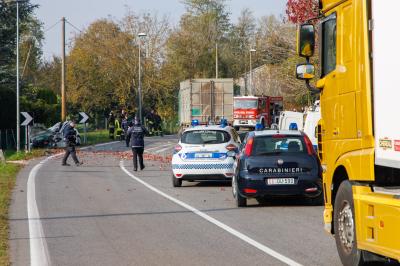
[10,136,342,266]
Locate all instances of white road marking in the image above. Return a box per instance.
[91,141,120,148]
[145,143,173,152]
[153,145,174,154]
[28,155,62,266]
[119,161,302,266]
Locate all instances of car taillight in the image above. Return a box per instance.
[303,135,315,155]
[174,144,182,153]
[226,144,237,151]
[272,134,286,138]
[244,138,254,156]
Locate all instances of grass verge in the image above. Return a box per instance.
[4,149,47,161]
[85,129,111,145]
[0,163,21,265]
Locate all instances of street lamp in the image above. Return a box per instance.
[6,0,28,152]
[137,32,147,122]
[249,48,256,95]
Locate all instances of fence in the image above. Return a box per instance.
[0,129,27,150]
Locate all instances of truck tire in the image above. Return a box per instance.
[333,180,365,266]
[172,175,182,187]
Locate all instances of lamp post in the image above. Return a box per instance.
[249,48,256,95]
[6,0,27,152]
[137,32,146,122]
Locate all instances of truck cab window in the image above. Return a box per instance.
[321,14,337,77]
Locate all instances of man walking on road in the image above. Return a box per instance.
[62,121,83,166]
[127,117,148,171]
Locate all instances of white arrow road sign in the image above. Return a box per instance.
[21,112,33,126]
[79,112,89,124]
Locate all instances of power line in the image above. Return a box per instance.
[65,19,83,33]
[44,19,61,33]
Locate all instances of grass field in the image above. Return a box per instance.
[0,163,20,265]
[85,129,111,145]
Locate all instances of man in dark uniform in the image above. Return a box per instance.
[61,121,82,166]
[108,112,115,139]
[127,117,148,171]
[154,110,163,136]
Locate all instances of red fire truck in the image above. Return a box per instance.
[233,96,283,130]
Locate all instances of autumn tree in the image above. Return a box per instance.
[221,8,256,79]
[286,0,319,24]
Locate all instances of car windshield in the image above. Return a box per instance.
[234,99,258,109]
[181,130,231,145]
[252,135,306,155]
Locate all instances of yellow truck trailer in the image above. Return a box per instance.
[295,0,400,265]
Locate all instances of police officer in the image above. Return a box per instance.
[108,112,115,139]
[127,117,148,171]
[154,110,163,136]
[61,121,82,166]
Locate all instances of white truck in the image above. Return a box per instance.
[278,111,304,131]
[178,79,234,127]
[303,101,321,151]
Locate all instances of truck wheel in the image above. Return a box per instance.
[172,175,182,187]
[333,180,364,266]
[232,176,246,207]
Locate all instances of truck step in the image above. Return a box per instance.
[373,186,400,198]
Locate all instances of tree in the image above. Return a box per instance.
[286,0,319,24]
[166,0,231,79]
[222,8,256,79]
[0,0,46,130]
[66,20,134,114]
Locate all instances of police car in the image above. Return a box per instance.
[171,120,241,187]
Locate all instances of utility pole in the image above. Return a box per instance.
[215,43,218,79]
[249,48,256,95]
[138,32,147,122]
[61,17,66,121]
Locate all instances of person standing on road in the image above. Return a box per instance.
[108,112,115,139]
[127,117,148,171]
[62,121,83,166]
[121,114,129,144]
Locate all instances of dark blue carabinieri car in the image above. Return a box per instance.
[232,130,323,207]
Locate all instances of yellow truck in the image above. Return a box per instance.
[295,0,400,265]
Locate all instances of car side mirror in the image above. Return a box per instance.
[297,24,315,58]
[296,63,315,80]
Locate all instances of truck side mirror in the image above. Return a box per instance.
[297,24,315,58]
[296,63,315,80]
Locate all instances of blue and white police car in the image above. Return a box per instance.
[171,120,241,187]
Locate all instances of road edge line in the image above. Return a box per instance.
[119,161,302,266]
[28,155,61,266]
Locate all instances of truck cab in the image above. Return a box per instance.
[296,0,400,264]
[233,96,282,130]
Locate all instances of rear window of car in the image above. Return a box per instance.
[181,130,231,144]
[252,135,306,155]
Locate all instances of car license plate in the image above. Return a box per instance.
[267,178,295,185]
[195,153,212,158]
[240,120,247,124]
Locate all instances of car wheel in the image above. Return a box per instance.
[309,180,324,206]
[234,126,240,131]
[172,174,182,187]
[232,176,246,207]
[334,180,364,266]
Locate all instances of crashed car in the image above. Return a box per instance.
[30,121,81,148]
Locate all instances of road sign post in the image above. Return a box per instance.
[79,112,89,144]
[21,112,33,152]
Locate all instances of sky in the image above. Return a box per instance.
[32,0,287,60]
